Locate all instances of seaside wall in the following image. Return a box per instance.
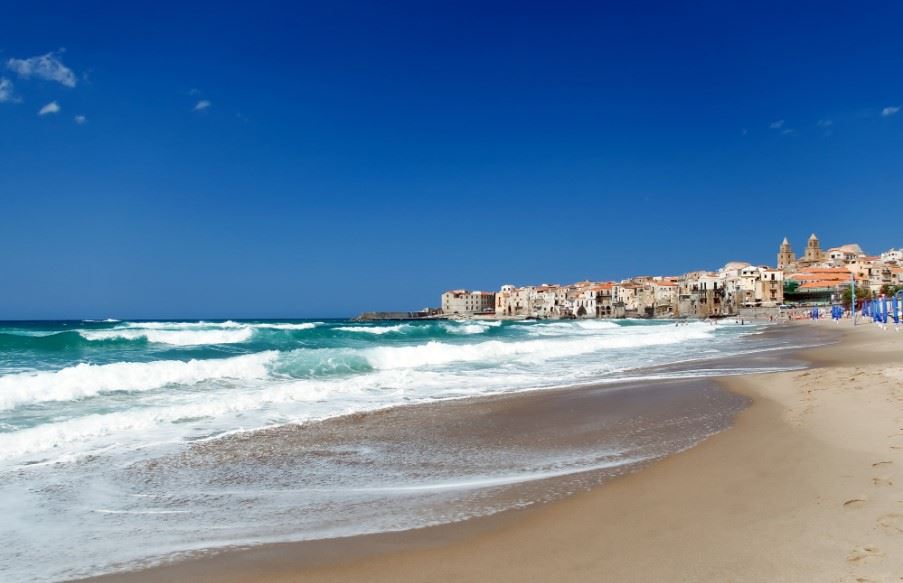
[354,311,442,321]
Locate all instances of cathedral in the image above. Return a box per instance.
[777,234,825,270]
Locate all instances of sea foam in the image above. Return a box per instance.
[80,328,254,346]
[363,323,712,369]
[0,352,277,411]
[334,324,410,334]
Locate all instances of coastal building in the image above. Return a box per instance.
[826,245,862,265]
[441,290,496,316]
[759,268,784,306]
[881,248,903,263]
[677,271,724,317]
[495,285,530,317]
[612,282,641,316]
[786,267,856,304]
[650,280,678,317]
[460,234,896,319]
[573,283,614,317]
[533,285,572,317]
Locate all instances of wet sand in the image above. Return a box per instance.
[82,321,903,582]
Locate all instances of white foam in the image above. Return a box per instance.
[80,328,254,346]
[253,322,322,330]
[80,321,321,345]
[444,323,490,334]
[0,352,277,411]
[334,325,409,335]
[525,320,620,336]
[122,321,246,329]
[364,324,712,369]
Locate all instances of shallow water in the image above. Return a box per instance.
[0,319,821,581]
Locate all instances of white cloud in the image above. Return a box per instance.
[0,77,17,103]
[7,51,77,88]
[769,119,784,129]
[188,88,201,96]
[781,128,797,135]
[882,106,900,117]
[741,128,748,136]
[74,114,86,125]
[38,101,60,116]
[193,99,211,111]
[816,119,833,127]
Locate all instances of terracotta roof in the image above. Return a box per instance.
[798,279,852,290]
[799,267,851,273]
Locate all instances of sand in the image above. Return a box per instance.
[82,321,903,582]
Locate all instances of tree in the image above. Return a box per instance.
[783,280,800,294]
[841,285,869,310]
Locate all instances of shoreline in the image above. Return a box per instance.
[80,321,902,582]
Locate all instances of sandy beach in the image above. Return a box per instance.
[83,321,903,582]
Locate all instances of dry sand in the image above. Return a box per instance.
[84,321,903,582]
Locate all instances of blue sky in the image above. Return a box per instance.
[1,1,902,318]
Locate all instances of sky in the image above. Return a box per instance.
[1,1,902,318]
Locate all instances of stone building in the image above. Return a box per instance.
[573,283,614,318]
[441,290,496,315]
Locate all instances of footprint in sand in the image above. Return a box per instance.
[871,461,893,467]
[872,476,894,487]
[877,513,903,534]
[847,545,883,563]
[843,497,868,508]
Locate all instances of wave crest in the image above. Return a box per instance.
[0,352,277,411]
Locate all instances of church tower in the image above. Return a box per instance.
[803,233,823,263]
[777,237,795,270]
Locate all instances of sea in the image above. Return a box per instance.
[0,318,816,581]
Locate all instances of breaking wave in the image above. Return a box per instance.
[80,328,254,346]
[363,323,712,369]
[0,352,277,411]
[334,324,411,335]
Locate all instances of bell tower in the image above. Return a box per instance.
[804,233,823,262]
[777,237,795,270]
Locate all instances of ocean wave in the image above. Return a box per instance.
[253,322,322,330]
[524,320,621,336]
[0,352,277,411]
[121,321,247,330]
[0,331,92,351]
[0,373,370,460]
[443,321,495,335]
[79,328,254,346]
[77,322,321,346]
[364,324,712,369]
[334,324,410,335]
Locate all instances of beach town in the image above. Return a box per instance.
[440,234,903,320]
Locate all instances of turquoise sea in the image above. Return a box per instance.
[0,318,806,581]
